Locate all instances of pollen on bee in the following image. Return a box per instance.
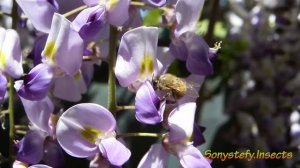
[80,126,103,143]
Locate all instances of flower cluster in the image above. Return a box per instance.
[0,0,220,167]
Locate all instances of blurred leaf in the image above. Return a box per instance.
[143,9,162,26]
[196,19,209,36]
[214,22,227,38]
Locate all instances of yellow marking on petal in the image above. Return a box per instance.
[80,126,103,144]
[0,51,6,70]
[73,71,81,80]
[140,54,154,77]
[44,41,56,63]
[107,0,118,9]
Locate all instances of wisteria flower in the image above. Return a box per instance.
[0,27,23,78]
[71,5,106,41]
[16,0,59,33]
[115,26,162,90]
[14,63,53,101]
[14,128,64,168]
[82,0,130,26]
[56,103,131,166]
[18,97,54,135]
[138,102,211,168]
[170,32,213,75]
[135,81,166,124]
[135,74,204,125]
[42,13,84,77]
[174,0,205,37]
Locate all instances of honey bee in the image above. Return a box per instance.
[152,73,200,103]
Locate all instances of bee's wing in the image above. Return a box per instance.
[184,80,201,98]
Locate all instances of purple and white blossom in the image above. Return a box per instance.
[0,28,23,78]
[56,103,131,166]
[115,26,162,90]
[138,102,211,168]
[14,63,53,101]
[135,81,166,124]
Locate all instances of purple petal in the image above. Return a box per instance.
[20,97,54,135]
[192,124,206,147]
[177,145,211,168]
[137,143,169,168]
[42,13,84,77]
[143,0,166,7]
[16,0,57,33]
[135,81,165,124]
[0,72,7,100]
[0,28,23,78]
[99,138,131,166]
[181,32,212,75]
[16,130,47,164]
[43,140,65,168]
[56,103,116,158]
[115,27,159,87]
[107,0,130,26]
[82,0,98,6]
[72,5,106,42]
[168,102,196,143]
[174,0,205,37]
[28,35,48,66]
[15,63,53,101]
[52,72,87,102]
[157,47,174,74]
[170,37,188,61]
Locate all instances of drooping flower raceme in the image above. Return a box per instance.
[138,102,211,168]
[115,26,162,91]
[56,103,131,166]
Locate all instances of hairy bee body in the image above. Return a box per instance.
[153,73,188,101]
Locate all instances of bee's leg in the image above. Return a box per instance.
[166,100,177,104]
[166,90,178,104]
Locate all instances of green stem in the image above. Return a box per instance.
[8,77,14,163]
[11,0,18,29]
[116,105,135,111]
[117,132,165,138]
[107,26,118,115]
[8,0,18,165]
